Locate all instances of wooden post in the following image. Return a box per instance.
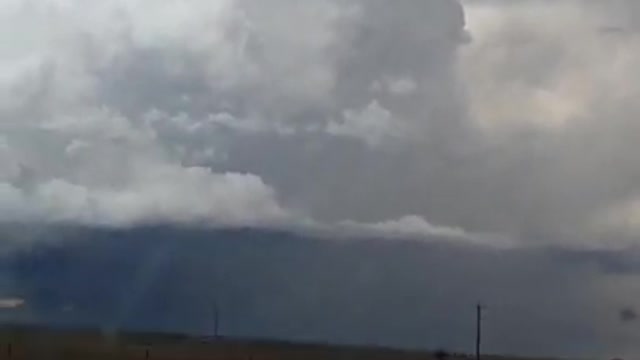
[213,300,219,338]
[476,304,484,360]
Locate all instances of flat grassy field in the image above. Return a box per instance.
[0,326,479,360]
[0,327,542,360]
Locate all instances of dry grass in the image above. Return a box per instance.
[0,327,500,360]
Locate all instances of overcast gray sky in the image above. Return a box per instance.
[4,0,640,357]
[2,0,640,246]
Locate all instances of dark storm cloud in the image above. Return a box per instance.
[2,226,640,358]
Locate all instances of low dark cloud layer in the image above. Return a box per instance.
[1,227,640,358]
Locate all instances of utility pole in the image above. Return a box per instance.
[212,299,219,338]
[476,303,484,360]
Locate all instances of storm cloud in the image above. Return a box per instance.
[2,226,640,359]
[5,0,640,357]
[4,0,640,247]
[0,0,471,235]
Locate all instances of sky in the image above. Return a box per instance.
[4,0,640,357]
